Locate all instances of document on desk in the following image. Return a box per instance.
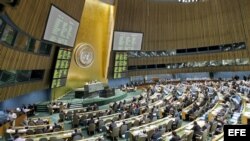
[185,125,193,130]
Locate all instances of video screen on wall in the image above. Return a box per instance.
[113,31,143,51]
[51,48,72,88]
[43,5,79,47]
[113,52,127,79]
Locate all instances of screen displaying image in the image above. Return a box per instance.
[51,48,72,88]
[113,52,128,79]
[55,60,61,68]
[1,24,17,45]
[236,58,249,65]
[43,5,79,47]
[113,31,143,51]
[58,50,64,59]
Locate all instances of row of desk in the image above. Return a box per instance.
[6,122,64,135]
[0,114,27,137]
[241,102,250,124]
[160,117,205,141]
[130,116,175,138]
[208,103,224,121]
[23,128,82,141]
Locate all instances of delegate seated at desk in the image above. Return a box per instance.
[202,120,211,131]
[13,134,26,141]
[88,117,95,125]
[106,120,118,139]
[214,116,227,135]
[186,104,199,121]
[172,113,181,129]
[53,123,62,130]
[170,131,181,141]
[151,128,162,141]
[71,129,83,139]
[138,130,147,138]
[192,121,202,141]
[36,118,44,125]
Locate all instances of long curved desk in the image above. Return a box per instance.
[161,118,205,141]
[23,128,82,141]
[241,102,250,124]
[129,116,175,140]
[212,132,224,141]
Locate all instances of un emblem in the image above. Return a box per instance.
[75,43,94,68]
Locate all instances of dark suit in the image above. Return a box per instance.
[151,131,161,141]
[54,124,62,130]
[88,119,95,125]
[71,132,82,138]
[109,122,117,131]
[170,135,181,141]
[192,124,202,141]
[192,124,201,134]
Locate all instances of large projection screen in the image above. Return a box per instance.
[113,31,143,51]
[43,5,79,47]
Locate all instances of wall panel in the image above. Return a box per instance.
[0,0,85,101]
[114,0,250,77]
[4,0,85,39]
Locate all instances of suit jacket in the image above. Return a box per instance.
[88,119,95,125]
[151,131,161,141]
[192,124,201,134]
[170,135,181,141]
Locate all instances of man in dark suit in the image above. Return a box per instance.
[170,131,181,141]
[53,123,62,130]
[138,94,143,101]
[172,114,181,129]
[88,117,95,125]
[151,128,162,141]
[87,105,92,111]
[202,120,211,131]
[107,120,117,136]
[71,129,82,139]
[109,120,117,131]
[192,121,202,141]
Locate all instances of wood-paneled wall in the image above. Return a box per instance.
[115,0,246,50]
[0,0,85,101]
[128,65,250,76]
[0,44,55,70]
[113,0,250,76]
[128,50,249,66]
[4,0,85,39]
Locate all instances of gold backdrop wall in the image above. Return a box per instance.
[52,0,115,100]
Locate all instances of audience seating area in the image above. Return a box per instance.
[1,79,250,141]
